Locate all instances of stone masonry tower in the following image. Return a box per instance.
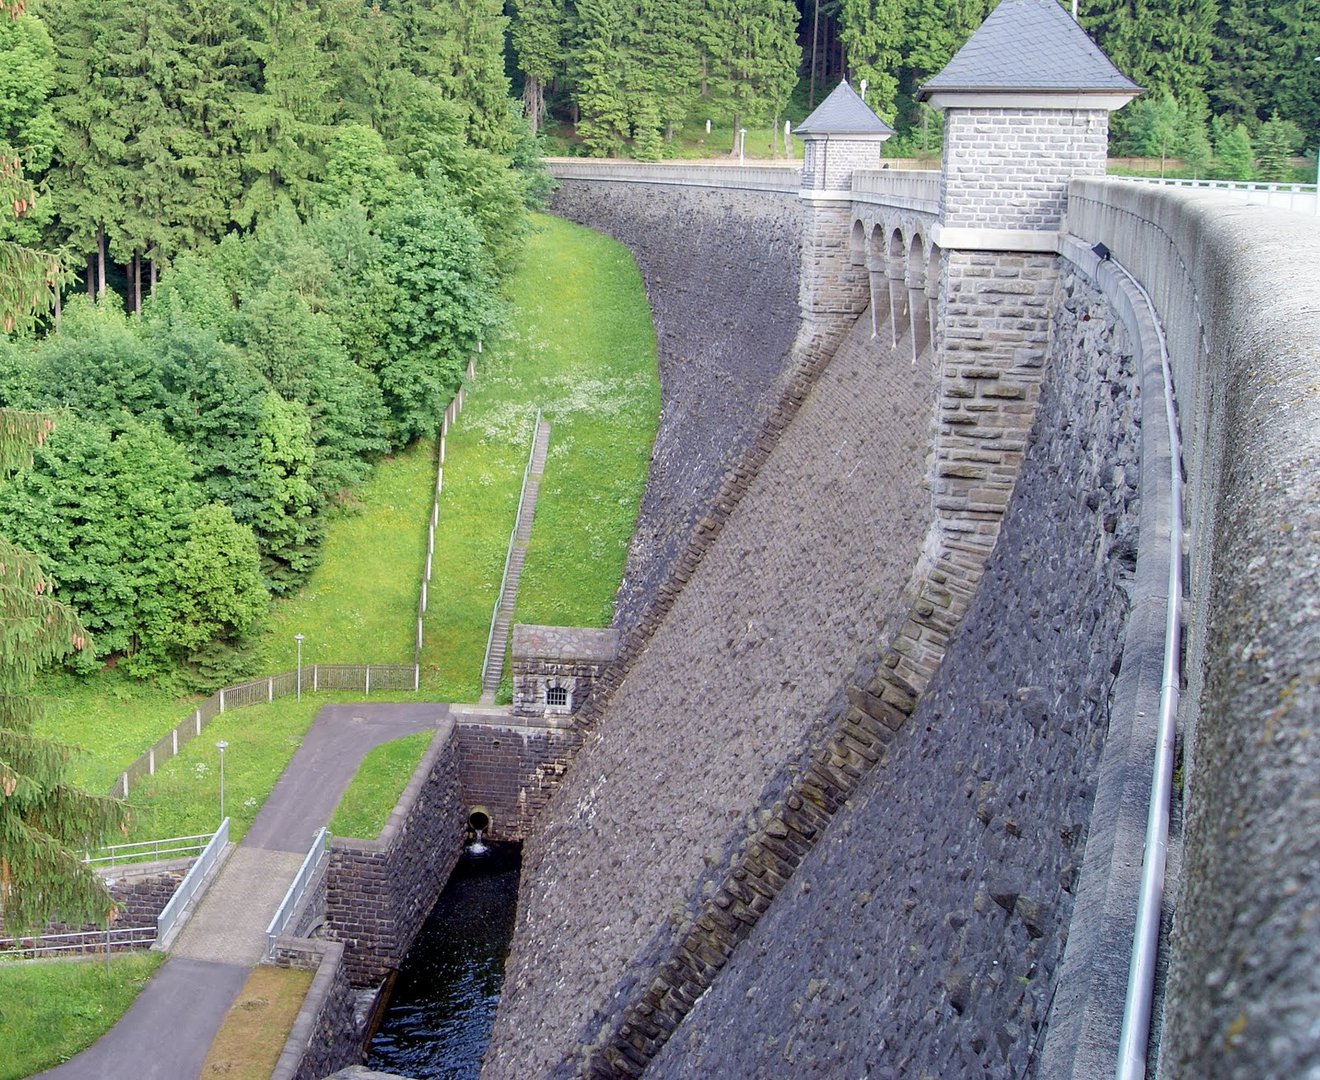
[916,0,1138,602]
[794,81,894,361]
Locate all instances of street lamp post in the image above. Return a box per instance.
[215,740,228,824]
[295,633,305,701]
[739,127,747,166]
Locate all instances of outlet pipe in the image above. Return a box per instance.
[1110,258,1185,1079]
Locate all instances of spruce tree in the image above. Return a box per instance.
[701,0,801,150]
[0,130,127,934]
[510,0,567,134]
[839,0,904,120]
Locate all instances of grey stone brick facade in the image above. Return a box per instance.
[941,108,1109,230]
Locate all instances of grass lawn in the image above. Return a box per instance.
[421,213,659,700]
[329,729,435,840]
[33,439,435,792]
[0,951,164,1079]
[121,696,333,844]
[200,966,314,1080]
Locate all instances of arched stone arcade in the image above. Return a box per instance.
[849,204,940,358]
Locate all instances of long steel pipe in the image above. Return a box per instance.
[1111,258,1186,1079]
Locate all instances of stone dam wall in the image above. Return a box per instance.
[646,264,1141,1079]
[549,179,802,631]
[487,296,937,1074]
[480,174,1320,1078]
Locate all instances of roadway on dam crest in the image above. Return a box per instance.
[40,701,447,1080]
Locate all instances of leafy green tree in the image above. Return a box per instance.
[252,389,322,592]
[148,317,268,522]
[0,416,202,663]
[22,296,156,425]
[376,195,499,445]
[320,124,413,216]
[137,502,268,681]
[232,279,389,496]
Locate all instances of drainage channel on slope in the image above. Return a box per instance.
[365,842,522,1079]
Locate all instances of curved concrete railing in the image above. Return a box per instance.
[545,158,801,193]
[1062,179,1320,1079]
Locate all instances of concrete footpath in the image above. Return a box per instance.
[40,702,447,1080]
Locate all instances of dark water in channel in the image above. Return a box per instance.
[366,843,521,1079]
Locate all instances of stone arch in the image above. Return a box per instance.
[907,232,930,360]
[925,242,943,362]
[849,219,866,266]
[886,227,908,347]
[866,223,891,337]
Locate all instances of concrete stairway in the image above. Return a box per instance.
[481,417,551,704]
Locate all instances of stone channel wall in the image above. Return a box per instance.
[1065,181,1320,1080]
[647,263,1142,1080]
[269,939,360,1080]
[549,180,802,631]
[486,307,936,1076]
[454,714,578,842]
[324,719,464,986]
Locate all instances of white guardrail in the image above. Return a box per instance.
[265,827,331,959]
[1114,175,1319,215]
[156,817,230,946]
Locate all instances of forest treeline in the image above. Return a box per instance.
[510,0,1319,171]
[0,0,546,686]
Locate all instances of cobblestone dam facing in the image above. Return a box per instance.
[470,159,1320,1080]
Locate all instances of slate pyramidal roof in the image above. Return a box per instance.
[917,0,1141,99]
[796,80,896,137]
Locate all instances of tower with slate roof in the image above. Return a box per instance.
[918,0,1140,241]
[909,0,1139,589]
[793,81,895,362]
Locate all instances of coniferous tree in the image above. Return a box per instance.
[510,0,567,134]
[1,120,125,933]
[839,0,904,120]
[573,0,630,155]
[702,0,801,152]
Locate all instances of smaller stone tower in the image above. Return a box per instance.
[793,82,895,360]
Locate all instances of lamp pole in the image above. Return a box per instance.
[739,127,747,165]
[295,633,305,701]
[216,740,228,824]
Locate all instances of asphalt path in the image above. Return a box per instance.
[41,701,451,1079]
[244,701,448,853]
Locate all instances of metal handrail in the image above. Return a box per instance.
[0,925,157,958]
[1108,258,1186,1080]
[482,410,542,687]
[156,818,229,946]
[265,827,330,958]
[83,832,215,867]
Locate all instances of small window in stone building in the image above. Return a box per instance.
[546,683,569,709]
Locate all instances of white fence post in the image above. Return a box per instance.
[268,677,274,702]
[219,688,225,713]
[148,748,155,776]
[172,728,178,755]
[195,710,201,736]
[365,666,371,695]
